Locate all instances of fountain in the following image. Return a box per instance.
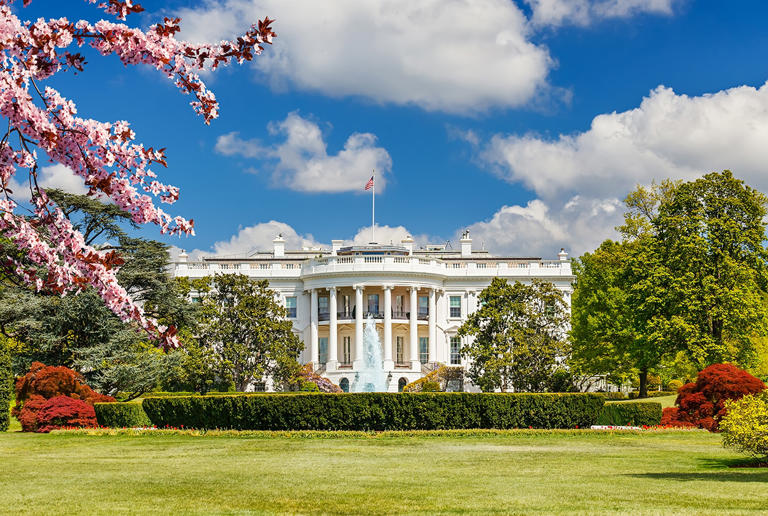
[351,315,388,392]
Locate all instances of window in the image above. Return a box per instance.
[450,336,461,365]
[367,294,379,315]
[318,296,329,316]
[339,378,349,393]
[395,295,404,317]
[252,382,266,392]
[342,295,351,317]
[319,337,328,365]
[418,296,428,317]
[398,377,408,392]
[396,336,404,364]
[285,296,297,318]
[419,337,429,364]
[342,336,351,365]
[450,296,461,318]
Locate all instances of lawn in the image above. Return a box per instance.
[1,429,767,514]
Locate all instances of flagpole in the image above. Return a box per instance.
[371,169,375,243]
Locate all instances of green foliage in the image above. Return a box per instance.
[95,402,152,428]
[0,191,197,397]
[595,402,662,426]
[0,337,11,431]
[142,393,604,431]
[197,274,303,391]
[667,380,684,392]
[598,392,628,400]
[547,368,577,392]
[628,391,676,399]
[571,172,768,396]
[458,278,569,392]
[721,391,768,458]
[402,366,464,392]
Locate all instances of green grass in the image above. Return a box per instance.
[616,394,677,409]
[1,429,766,514]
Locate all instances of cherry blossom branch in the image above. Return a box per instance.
[0,0,276,349]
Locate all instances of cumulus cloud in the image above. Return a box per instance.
[526,0,679,28]
[175,0,554,114]
[471,81,768,256]
[215,112,392,193]
[181,220,321,259]
[348,224,433,247]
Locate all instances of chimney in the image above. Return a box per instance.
[331,239,344,256]
[273,234,285,258]
[460,230,472,257]
[401,235,414,255]
[178,249,188,263]
[558,248,568,261]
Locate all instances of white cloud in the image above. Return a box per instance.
[182,220,321,259]
[348,224,433,247]
[175,0,554,114]
[473,81,768,256]
[215,112,392,193]
[7,164,89,201]
[526,0,679,28]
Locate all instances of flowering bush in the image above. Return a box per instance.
[661,363,765,431]
[0,1,275,348]
[720,391,768,458]
[36,396,97,433]
[291,364,342,393]
[12,362,114,431]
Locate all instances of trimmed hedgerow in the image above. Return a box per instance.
[596,402,662,427]
[628,391,676,399]
[597,392,627,401]
[95,402,152,428]
[142,392,604,431]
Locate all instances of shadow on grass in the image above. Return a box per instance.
[629,458,768,482]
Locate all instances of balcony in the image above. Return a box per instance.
[318,310,429,321]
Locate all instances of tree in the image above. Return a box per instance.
[0,336,11,431]
[571,172,768,397]
[649,171,768,367]
[198,274,303,392]
[458,278,569,392]
[0,190,197,397]
[0,1,275,348]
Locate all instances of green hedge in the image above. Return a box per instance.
[597,392,627,400]
[142,393,604,431]
[95,402,152,428]
[0,339,11,432]
[595,402,662,426]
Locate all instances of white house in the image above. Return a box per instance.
[172,232,574,392]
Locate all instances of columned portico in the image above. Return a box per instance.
[409,286,419,368]
[327,287,338,370]
[383,285,393,370]
[354,285,364,369]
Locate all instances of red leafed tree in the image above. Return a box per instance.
[12,361,114,431]
[0,1,275,349]
[661,363,766,431]
[36,395,98,433]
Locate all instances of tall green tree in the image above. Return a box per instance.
[571,171,768,397]
[458,278,569,392]
[199,274,303,391]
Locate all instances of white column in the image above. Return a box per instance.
[409,286,419,368]
[428,288,437,364]
[328,287,338,370]
[310,288,319,367]
[383,285,393,370]
[354,285,364,369]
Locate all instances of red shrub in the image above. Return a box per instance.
[667,363,765,431]
[36,396,98,433]
[12,362,114,432]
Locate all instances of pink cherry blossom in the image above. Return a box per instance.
[0,0,276,349]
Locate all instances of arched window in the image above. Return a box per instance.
[339,378,350,393]
[398,377,408,392]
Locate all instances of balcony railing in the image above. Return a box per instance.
[318,310,430,321]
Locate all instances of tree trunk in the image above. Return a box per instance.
[638,369,648,399]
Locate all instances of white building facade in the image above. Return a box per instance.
[173,233,574,392]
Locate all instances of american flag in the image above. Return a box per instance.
[364,175,374,191]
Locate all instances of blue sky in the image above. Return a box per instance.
[18,0,768,258]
